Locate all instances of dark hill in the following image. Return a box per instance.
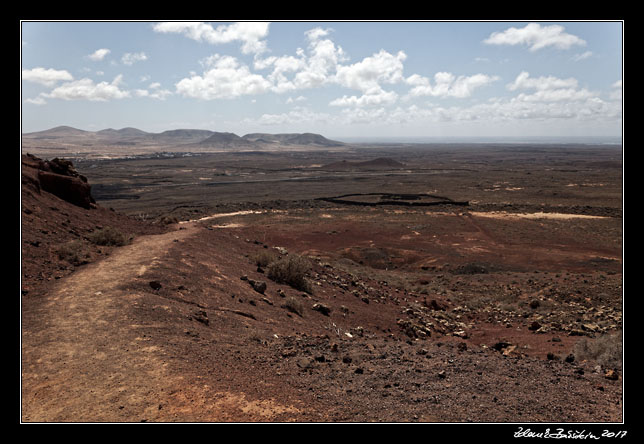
[242,133,344,147]
[24,126,90,138]
[156,129,215,140]
[97,127,151,139]
[197,132,258,148]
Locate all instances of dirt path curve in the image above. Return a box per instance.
[21,223,202,422]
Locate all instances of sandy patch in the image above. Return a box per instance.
[469,211,609,220]
[210,223,246,228]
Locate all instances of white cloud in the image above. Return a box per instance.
[171,25,501,110]
[250,106,333,127]
[254,55,307,93]
[515,88,596,102]
[483,23,586,51]
[135,86,172,100]
[405,72,499,98]
[22,67,73,87]
[87,48,111,61]
[24,96,47,105]
[330,87,398,107]
[506,71,578,91]
[572,51,593,62]
[44,74,130,101]
[505,71,598,103]
[153,21,270,55]
[337,96,620,129]
[286,95,307,104]
[121,52,147,66]
[176,54,271,99]
[305,27,332,41]
[610,79,622,100]
[335,49,406,92]
[178,26,349,99]
[290,27,348,90]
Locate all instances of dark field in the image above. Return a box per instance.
[74,143,622,221]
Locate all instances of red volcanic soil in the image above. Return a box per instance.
[21,155,623,423]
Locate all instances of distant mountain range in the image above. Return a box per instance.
[22,126,345,149]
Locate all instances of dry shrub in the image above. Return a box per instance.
[252,250,278,268]
[573,330,622,370]
[157,215,179,225]
[267,254,312,293]
[283,296,304,317]
[56,240,90,265]
[87,226,130,246]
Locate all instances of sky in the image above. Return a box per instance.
[21,21,623,141]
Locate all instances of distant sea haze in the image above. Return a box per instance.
[334,136,622,145]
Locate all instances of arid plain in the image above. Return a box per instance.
[21,127,623,423]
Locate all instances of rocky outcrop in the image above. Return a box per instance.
[22,154,95,209]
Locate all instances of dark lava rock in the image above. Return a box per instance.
[149,281,162,291]
[312,303,331,316]
[23,154,95,209]
[190,310,209,326]
[454,263,488,275]
[248,279,267,294]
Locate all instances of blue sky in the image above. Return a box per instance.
[21,21,623,140]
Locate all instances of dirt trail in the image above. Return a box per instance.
[21,224,203,422]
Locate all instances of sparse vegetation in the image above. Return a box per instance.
[56,240,90,265]
[87,226,130,246]
[283,296,304,317]
[267,254,312,293]
[573,330,622,370]
[252,250,278,268]
[157,215,180,225]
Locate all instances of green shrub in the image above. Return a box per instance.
[267,254,312,293]
[87,226,130,246]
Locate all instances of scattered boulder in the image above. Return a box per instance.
[454,263,488,275]
[492,341,513,352]
[189,310,209,326]
[149,281,162,291]
[397,319,431,338]
[248,279,267,294]
[312,303,331,316]
[529,321,542,331]
[426,298,448,311]
[502,345,517,356]
[604,369,619,380]
[295,357,314,369]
